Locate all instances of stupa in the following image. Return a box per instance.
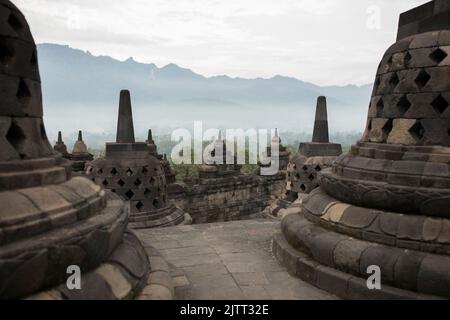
[53,131,70,158]
[258,130,293,218]
[0,0,149,299]
[286,96,342,199]
[258,129,290,174]
[86,90,187,229]
[173,132,280,223]
[70,130,93,172]
[198,132,242,179]
[274,0,450,299]
[161,154,176,184]
[146,129,158,157]
[146,129,176,184]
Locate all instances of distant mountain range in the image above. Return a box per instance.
[37,43,373,146]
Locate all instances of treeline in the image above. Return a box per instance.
[86,131,360,181]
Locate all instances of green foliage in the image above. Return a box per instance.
[86,132,356,181]
[173,163,200,181]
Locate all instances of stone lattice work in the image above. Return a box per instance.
[0,4,51,163]
[86,90,187,229]
[363,4,450,147]
[274,0,450,299]
[0,0,149,300]
[287,160,327,194]
[286,96,342,197]
[87,157,168,212]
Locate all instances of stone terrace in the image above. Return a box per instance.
[135,220,337,300]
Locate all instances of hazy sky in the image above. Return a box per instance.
[15,0,429,86]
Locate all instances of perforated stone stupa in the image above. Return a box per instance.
[274,0,450,299]
[70,130,93,172]
[169,132,286,223]
[146,129,158,157]
[86,90,187,229]
[198,132,242,179]
[146,129,176,184]
[0,0,149,299]
[161,154,176,184]
[258,130,294,218]
[53,131,70,158]
[258,129,290,174]
[286,96,342,198]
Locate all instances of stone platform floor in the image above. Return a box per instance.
[135,219,337,300]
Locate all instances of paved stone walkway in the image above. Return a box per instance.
[135,219,337,300]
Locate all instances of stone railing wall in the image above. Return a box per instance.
[168,173,286,224]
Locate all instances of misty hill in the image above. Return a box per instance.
[37,43,373,142]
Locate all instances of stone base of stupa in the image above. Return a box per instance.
[263,196,303,220]
[272,187,450,299]
[28,239,176,300]
[128,204,190,229]
[27,231,150,300]
[0,176,151,300]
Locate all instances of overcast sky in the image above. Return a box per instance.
[15,0,429,86]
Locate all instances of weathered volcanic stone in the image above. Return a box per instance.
[146,129,158,157]
[161,154,176,184]
[70,130,93,172]
[116,90,135,144]
[286,96,342,199]
[53,131,69,158]
[0,0,149,300]
[169,131,286,224]
[397,0,450,41]
[86,90,186,229]
[276,0,450,299]
[258,129,291,174]
[146,129,176,184]
[198,131,242,179]
[312,96,330,143]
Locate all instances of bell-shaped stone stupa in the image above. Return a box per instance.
[0,0,149,300]
[274,0,450,299]
[258,129,290,174]
[198,131,242,179]
[286,96,342,198]
[86,90,187,228]
[53,131,70,158]
[146,129,177,184]
[70,130,93,172]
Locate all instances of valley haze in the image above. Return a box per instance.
[38,43,372,149]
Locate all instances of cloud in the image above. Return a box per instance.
[293,0,336,15]
[14,0,430,85]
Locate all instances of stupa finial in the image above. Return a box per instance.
[116,90,135,143]
[148,129,153,142]
[312,96,329,143]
